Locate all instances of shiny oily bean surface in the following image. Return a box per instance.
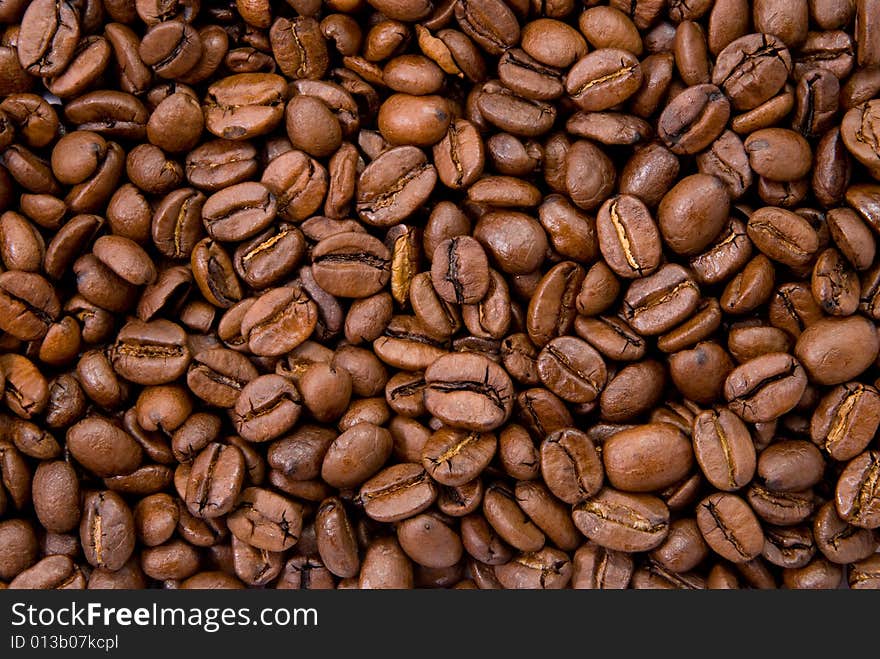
[0,0,878,593]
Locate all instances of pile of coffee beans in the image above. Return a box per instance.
[0,0,879,590]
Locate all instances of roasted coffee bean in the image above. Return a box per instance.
[233,375,302,443]
[596,195,662,279]
[205,74,286,140]
[539,429,603,504]
[424,353,514,431]
[813,501,877,563]
[312,232,391,299]
[241,285,318,357]
[795,315,879,385]
[185,443,245,519]
[357,146,436,227]
[572,542,634,589]
[483,482,545,552]
[697,493,764,563]
[725,353,808,423]
[713,34,792,110]
[566,49,642,112]
[602,424,693,493]
[111,320,191,386]
[622,264,701,335]
[692,409,756,492]
[321,422,392,489]
[227,487,303,552]
[573,488,670,553]
[811,383,880,461]
[834,451,880,529]
[658,84,730,155]
[202,182,277,243]
[537,337,607,404]
[422,427,496,487]
[80,490,135,570]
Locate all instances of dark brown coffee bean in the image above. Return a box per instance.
[111,320,190,386]
[454,0,520,56]
[596,194,662,279]
[233,375,302,443]
[421,426,496,487]
[32,461,79,534]
[17,0,80,77]
[80,490,134,570]
[573,488,670,552]
[602,424,693,493]
[483,482,545,552]
[813,501,877,563]
[539,429,603,504]
[622,264,701,335]
[713,34,792,110]
[811,383,880,461]
[658,174,730,255]
[659,84,730,155]
[202,182,277,243]
[227,487,303,552]
[205,74,286,141]
[572,542,634,589]
[537,337,606,404]
[477,80,557,138]
[424,353,514,431]
[725,353,808,423]
[795,315,879,385]
[322,422,392,489]
[566,49,642,112]
[8,555,85,590]
[692,408,756,491]
[697,493,764,563]
[812,248,860,315]
[835,451,880,529]
[185,443,245,519]
[0,271,60,341]
[526,262,585,347]
[312,232,391,299]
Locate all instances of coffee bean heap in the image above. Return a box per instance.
[0,0,879,590]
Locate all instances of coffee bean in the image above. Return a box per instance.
[713,34,792,110]
[811,383,880,461]
[692,408,756,491]
[227,487,303,552]
[834,451,880,529]
[312,232,391,298]
[794,315,879,385]
[537,337,607,403]
[233,375,302,443]
[696,493,764,563]
[658,174,730,255]
[185,443,245,519]
[357,146,437,227]
[596,194,662,278]
[483,482,545,552]
[602,423,693,493]
[111,320,191,386]
[421,426,496,486]
[572,543,633,589]
[424,353,514,431]
[659,84,730,155]
[573,488,670,552]
[80,490,135,570]
[622,264,701,335]
[725,353,808,423]
[566,49,643,112]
